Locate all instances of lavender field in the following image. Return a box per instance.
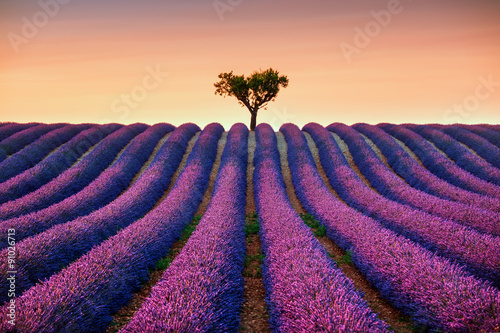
[0,122,499,332]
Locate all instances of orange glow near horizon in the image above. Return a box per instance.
[1,0,499,129]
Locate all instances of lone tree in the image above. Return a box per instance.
[214,68,289,131]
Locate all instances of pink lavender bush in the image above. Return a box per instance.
[0,123,41,145]
[305,123,500,285]
[379,123,500,198]
[280,123,500,332]
[0,124,92,182]
[252,123,389,332]
[0,124,121,204]
[0,123,199,305]
[352,122,500,213]
[437,125,500,168]
[0,123,174,247]
[0,123,65,163]
[458,124,500,148]
[0,123,148,219]
[326,122,500,234]
[407,124,500,185]
[122,123,247,332]
[0,123,222,332]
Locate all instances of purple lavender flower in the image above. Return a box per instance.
[407,124,500,185]
[281,122,500,332]
[379,123,500,198]
[122,123,247,332]
[0,123,174,248]
[0,123,148,219]
[0,124,121,204]
[352,122,500,213]
[0,124,92,182]
[0,123,222,332]
[252,123,389,332]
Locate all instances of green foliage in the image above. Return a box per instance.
[244,254,265,278]
[315,225,326,237]
[336,250,353,265]
[245,254,265,267]
[155,256,173,271]
[245,212,259,235]
[214,68,289,130]
[179,214,201,242]
[154,215,201,271]
[245,222,260,235]
[300,213,326,237]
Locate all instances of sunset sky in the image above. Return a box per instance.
[1,0,499,129]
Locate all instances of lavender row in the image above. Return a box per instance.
[326,123,500,235]
[458,124,500,148]
[0,124,121,204]
[122,123,247,332]
[280,123,500,332]
[0,124,222,332]
[0,123,148,219]
[251,124,389,332]
[483,124,500,132]
[0,123,199,306]
[407,124,500,185]
[0,123,39,142]
[379,123,500,198]
[352,123,500,213]
[0,123,65,163]
[0,124,92,183]
[306,123,500,284]
[438,125,500,168]
[0,123,174,248]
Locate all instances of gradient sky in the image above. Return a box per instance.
[1,0,499,129]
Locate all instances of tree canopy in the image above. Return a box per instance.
[214,68,289,130]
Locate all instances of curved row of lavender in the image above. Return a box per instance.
[438,125,500,168]
[0,123,174,249]
[380,123,500,198]
[0,123,64,164]
[0,123,148,219]
[0,123,222,332]
[0,123,65,162]
[253,123,389,332]
[407,124,500,185]
[122,123,247,332]
[0,123,39,142]
[0,124,122,204]
[352,123,500,213]
[306,123,500,285]
[459,124,500,148]
[0,123,199,306]
[280,123,500,331]
[326,122,500,231]
[0,124,92,183]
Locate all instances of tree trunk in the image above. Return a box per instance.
[250,111,257,131]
